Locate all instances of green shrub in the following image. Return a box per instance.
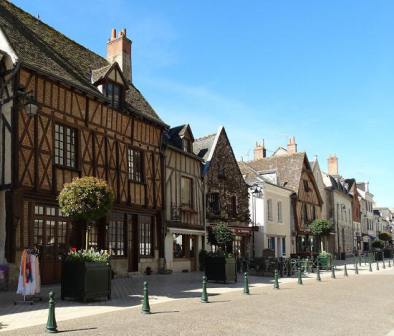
[207,223,234,254]
[66,248,110,263]
[58,176,114,222]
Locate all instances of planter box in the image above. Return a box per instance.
[383,249,393,258]
[61,261,111,302]
[317,255,331,270]
[205,256,237,283]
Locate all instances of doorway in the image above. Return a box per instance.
[127,214,139,272]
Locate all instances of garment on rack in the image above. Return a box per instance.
[16,249,41,296]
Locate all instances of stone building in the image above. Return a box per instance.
[193,127,251,257]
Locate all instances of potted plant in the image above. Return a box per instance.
[61,249,111,302]
[309,219,333,254]
[378,233,393,258]
[372,239,385,260]
[205,224,237,283]
[317,251,332,270]
[59,177,114,301]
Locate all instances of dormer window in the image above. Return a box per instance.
[182,138,191,153]
[104,81,123,109]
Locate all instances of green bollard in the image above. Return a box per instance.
[355,261,359,275]
[201,276,208,303]
[142,281,151,314]
[331,265,336,279]
[369,261,373,272]
[383,258,386,269]
[359,256,362,267]
[376,260,380,271]
[297,267,303,285]
[46,291,58,333]
[316,262,321,282]
[344,263,348,277]
[389,259,391,268]
[243,272,250,295]
[274,270,280,289]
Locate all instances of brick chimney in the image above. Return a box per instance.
[287,136,297,154]
[107,28,132,83]
[327,154,339,176]
[254,141,266,160]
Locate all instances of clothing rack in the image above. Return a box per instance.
[14,247,42,305]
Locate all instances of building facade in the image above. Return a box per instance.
[247,138,323,256]
[239,161,293,258]
[193,127,251,257]
[0,2,166,283]
[163,125,205,272]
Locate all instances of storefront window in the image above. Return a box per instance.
[108,219,125,256]
[139,216,153,256]
[173,234,185,258]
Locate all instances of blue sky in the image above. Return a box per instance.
[14,0,394,206]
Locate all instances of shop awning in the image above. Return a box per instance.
[168,227,206,236]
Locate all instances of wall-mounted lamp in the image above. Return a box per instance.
[17,89,39,117]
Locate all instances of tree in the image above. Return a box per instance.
[59,177,114,248]
[372,240,384,250]
[309,219,333,252]
[378,232,392,242]
[207,223,234,253]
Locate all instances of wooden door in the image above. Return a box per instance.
[33,205,71,284]
[127,214,139,272]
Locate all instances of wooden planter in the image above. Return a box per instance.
[205,256,237,283]
[61,261,111,302]
[317,255,331,270]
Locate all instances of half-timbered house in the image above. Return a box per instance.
[0,1,165,284]
[193,127,251,257]
[163,125,205,272]
[248,138,323,256]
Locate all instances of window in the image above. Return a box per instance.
[173,234,185,258]
[218,164,225,179]
[139,216,153,256]
[182,138,191,153]
[55,124,77,168]
[207,193,220,215]
[230,195,237,217]
[312,206,316,221]
[282,237,286,256]
[267,199,273,221]
[303,203,308,222]
[33,205,71,249]
[268,237,275,250]
[128,148,143,183]
[88,225,98,249]
[104,81,123,109]
[108,219,125,256]
[303,180,310,192]
[277,201,282,223]
[181,177,193,208]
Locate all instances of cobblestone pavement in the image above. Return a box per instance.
[0,260,390,335]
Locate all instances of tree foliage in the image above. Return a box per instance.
[58,176,114,222]
[207,223,234,251]
[309,219,332,237]
[378,232,392,242]
[372,239,384,249]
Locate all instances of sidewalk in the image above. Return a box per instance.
[0,259,390,333]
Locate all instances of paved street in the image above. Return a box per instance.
[1,261,394,336]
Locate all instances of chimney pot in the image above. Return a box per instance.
[254,140,267,160]
[287,136,297,154]
[327,154,339,176]
[111,28,116,40]
[107,28,132,83]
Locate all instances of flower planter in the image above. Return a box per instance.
[205,256,237,283]
[61,261,111,302]
[317,255,331,270]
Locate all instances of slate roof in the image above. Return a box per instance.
[0,0,165,126]
[193,133,217,162]
[244,152,307,193]
[164,124,194,150]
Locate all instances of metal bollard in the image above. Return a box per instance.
[142,281,151,314]
[383,258,386,269]
[201,276,208,303]
[46,291,58,333]
[331,265,336,279]
[297,267,303,285]
[389,259,392,268]
[376,260,380,271]
[274,270,280,289]
[355,261,359,275]
[359,256,362,267]
[344,263,348,277]
[369,261,373,272]
[243,272,250,295]
[316,262,321,282]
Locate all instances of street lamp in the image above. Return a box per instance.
[251,184,262,259]
[17,89,39,117]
